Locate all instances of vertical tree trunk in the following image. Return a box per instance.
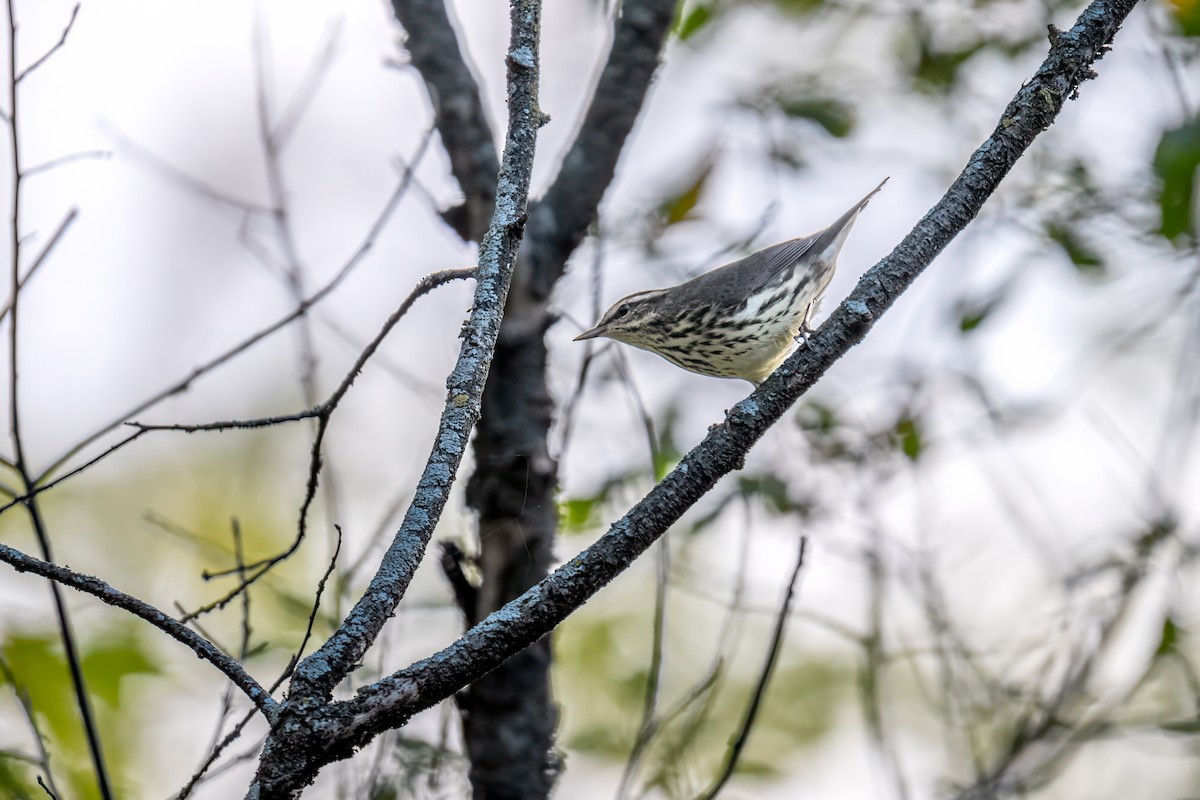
[463,303,561,799]
[387,2,676,795]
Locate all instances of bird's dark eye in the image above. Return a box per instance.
[614,304,631,319]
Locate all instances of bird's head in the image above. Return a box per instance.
[573,289,673,347]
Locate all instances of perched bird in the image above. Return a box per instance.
[574,178,887,386]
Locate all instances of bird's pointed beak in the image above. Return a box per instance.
[574,323,607,341]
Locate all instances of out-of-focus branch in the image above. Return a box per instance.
[15,2,79,84]
[698,537,808,800]
[390,0,499,241]
[5,2,111,796]
[525,0,676,299]
[328,0,1139,743]
[32,130,433,487]
[0,652,59,797]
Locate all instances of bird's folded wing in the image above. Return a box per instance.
[745,235,820,294]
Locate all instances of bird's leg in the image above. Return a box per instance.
[795,301,820,345]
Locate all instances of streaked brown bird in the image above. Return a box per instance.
[574,178,888,385]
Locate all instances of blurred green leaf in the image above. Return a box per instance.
[955,284,1010,334]
[763,660,845,746]
[796,401,838,435]
[796,401,855,463]
[776,97,855,138]
[893,415,923,461]
[2,633,74,742]
[561,496,602,534]
[80,627,160,709]
[733,758,779,777]
[958,307,988,333]
[1169,0,1200,36]
[652,409,683,481]
[659,160,714,226]
[1046,222,1105,276]
[1154,116,1200,243]
[774,0,824,15]
[737,474,793,514]
[674,1,714,41]
[1156,617,1179,657]
[914,42,983,91]
[567,725,630,757]
[0,759,38,800]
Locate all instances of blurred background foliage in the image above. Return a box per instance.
[0,0,1197,797]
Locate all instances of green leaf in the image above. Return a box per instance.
[566,725,630,757]
[748,659,844,750]
[1169,0,1200,36]
[659,159,714,226]
[674,2,713,41]
[913,42,984,91]
[797,401,838,434]
[737,474,793,514]
[0,759,38,800]
[955,284,1010,334]
[1156,617,1179,657]
[652,409,683,481]
[560,496,601,534]
[893,414,923,461]
[773,0,825,15]
[1154,116,1200,243]
[1046,222,1105,276]
[733,759,779,777]
[776,97,855,138]
[80,627,161,708]
[2,632,75,741]
[959,308,987,332]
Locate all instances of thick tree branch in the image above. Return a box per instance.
[390,0,499,240]
[286,23,543,702]
[0,541,279,720]
[525,0,676,299]
[246,0,545,793]
[327,0,1139,743]
[450,5,676,794]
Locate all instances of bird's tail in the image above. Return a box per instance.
[810,177,889,259]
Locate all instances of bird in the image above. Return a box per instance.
[574,178,888,386]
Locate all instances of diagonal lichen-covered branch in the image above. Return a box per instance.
[329,0,1141,742]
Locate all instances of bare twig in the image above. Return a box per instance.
[103,124,273,215]
[0,652,60,797]
[0,207,76,325]
[0,540,279,720]
[272,18,344,147]
[24,150,110,177]
[696,537,808,800]
[290,525,343,670]
[140,267,474,620]
[35,127,436,485]
[4,2,111,795]
[0,429,145,519]
[15,3,79,83]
